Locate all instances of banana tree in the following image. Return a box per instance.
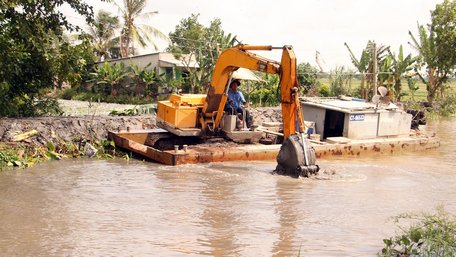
[345,41,390,100]
[90,62,130,96]
[129,63,156,97]
[409,22,452,104]
[387,45,416,101]
[345,42,372,100]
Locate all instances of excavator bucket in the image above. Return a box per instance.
[275,134,319,178]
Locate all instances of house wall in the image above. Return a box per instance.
[95,53,196,82]
[101,54,160,71]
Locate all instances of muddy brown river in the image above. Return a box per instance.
[0,118,455,256]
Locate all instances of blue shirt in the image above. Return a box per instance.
[226,89,246,109]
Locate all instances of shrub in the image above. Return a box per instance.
[318,84,330,97]
[379,207,456,257]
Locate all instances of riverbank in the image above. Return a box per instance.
[0,115,156,148]
[1,99,282,148]
[0,100,283,169]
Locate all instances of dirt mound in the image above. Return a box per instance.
[0,106,282,147]
[0,116,156,147]
[250,106,282,126]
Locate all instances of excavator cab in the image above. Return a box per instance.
[156,44,319,177]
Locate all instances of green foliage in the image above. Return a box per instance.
[407,78,420,101]
[297,62,319,94]
[0,148,27,170]
[0,0,95,117]
[317,84,331,97]
[379,207,456,257]
[56,37,97,88]
[387,45,416,101]
[345,41,390,100]
[86,10,120,61]
[168,14,235,93]
[109,108,139,116]
[247,74,280,106]
[431,0,456,75]
[129,63,158,97]
[329,66,351,96]
[0,139,130,171]
[431,91,456,117]
[90,62,130,96]
[409,0,456,104]
[115,0,169,57]
[94,139,117,159]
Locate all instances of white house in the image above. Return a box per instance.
[96,52,199,81]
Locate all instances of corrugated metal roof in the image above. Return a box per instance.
[159,53,199,68]
[323,100,373,110]
[232,68,263,81]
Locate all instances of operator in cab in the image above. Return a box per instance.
[225,79,252,128]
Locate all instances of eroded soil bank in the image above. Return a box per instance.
[0,107,282,147]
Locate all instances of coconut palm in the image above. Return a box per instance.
[87,10,120,61]
[115,0,169,57]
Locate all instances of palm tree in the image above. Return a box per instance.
[115,0,169,57]
[87,10,120,61]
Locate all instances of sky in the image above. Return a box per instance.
[63,0,442,71]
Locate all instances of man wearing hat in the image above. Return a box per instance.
[225,79,252,128]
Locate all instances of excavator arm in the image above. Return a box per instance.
[157,44,319,177]
[201,44,304,140]
[202,44,319,177]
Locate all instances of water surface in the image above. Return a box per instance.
[0,118,455,256]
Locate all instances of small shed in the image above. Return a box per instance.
[301,98,412,140]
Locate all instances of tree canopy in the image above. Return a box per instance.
[409,0,456,103]
[115,0,169,57]
[168,14,235,93]
[87,10,120,61]
[0,0,96,117]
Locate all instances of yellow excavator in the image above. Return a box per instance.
[156,44,319,177]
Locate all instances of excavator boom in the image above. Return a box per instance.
[202,44,319,177]
[157,44,319,177]
[202,45,303,140]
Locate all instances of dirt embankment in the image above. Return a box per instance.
[0,116,156,147]
[0,106,282,147]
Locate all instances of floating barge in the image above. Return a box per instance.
[109,98,440,165]
[108,129,439,165]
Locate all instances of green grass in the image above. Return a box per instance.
[316,77,456,102]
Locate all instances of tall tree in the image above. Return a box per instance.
[115,0,168,57]
[409,0,456,104]
[168,14,205,93]
[296,62,319,94]
[87,10,120,61]
[0,0,95,117]
[168,14,235,93]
